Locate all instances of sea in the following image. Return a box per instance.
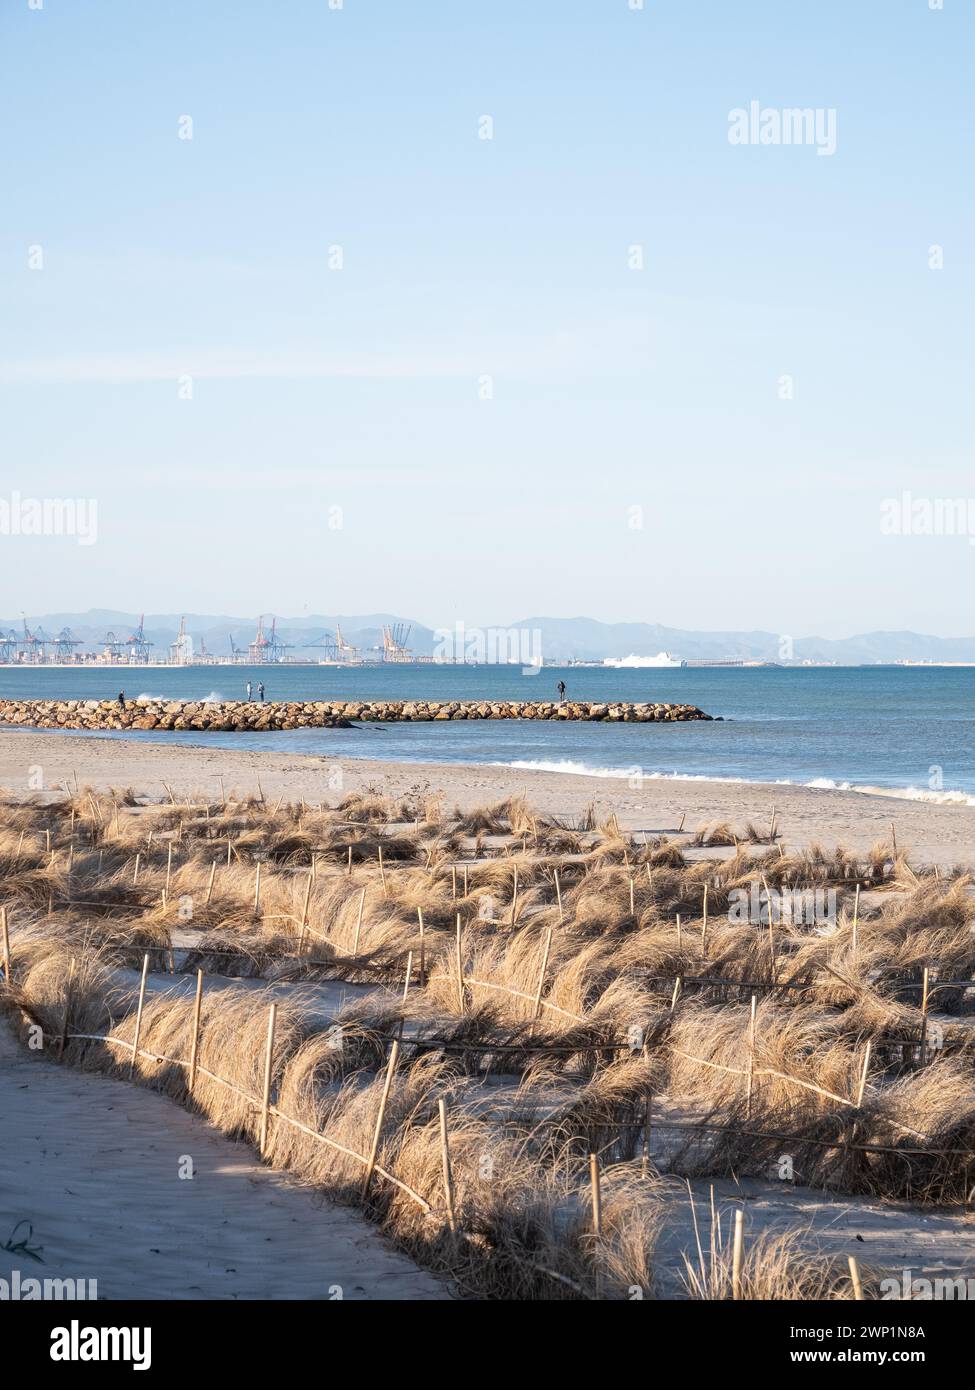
[1,664,972,804]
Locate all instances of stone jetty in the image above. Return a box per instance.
[0,698,713,732]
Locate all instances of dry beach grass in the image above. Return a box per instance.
[2,783,975,1299]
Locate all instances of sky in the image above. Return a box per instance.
[1,0,972,638]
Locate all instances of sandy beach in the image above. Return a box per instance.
[1,728,973,866]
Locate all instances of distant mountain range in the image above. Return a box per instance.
[3,611,975,665]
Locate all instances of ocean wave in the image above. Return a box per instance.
[496,761,975,805]
[136,691,224,703]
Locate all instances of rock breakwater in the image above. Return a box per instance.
[0,698,714,732]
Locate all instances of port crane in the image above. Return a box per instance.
[249,616,292,663]
[379,622,413,662]
[20,618,48,663]
[301,622,360,663]
[53,628,83,662]
[169,616,193,665]
[124,615,153,663]
[101,630,126,662]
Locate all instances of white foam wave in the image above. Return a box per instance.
[496,761,975,805]
[135,691,224,703]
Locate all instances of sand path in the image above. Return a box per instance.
[0,1027,448,1301]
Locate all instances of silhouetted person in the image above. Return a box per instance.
[118,690,126,710]
[246,682,252,701]
[257,682,265,702]
[557,680,566,703]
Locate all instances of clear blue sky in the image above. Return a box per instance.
[1,0,971,636]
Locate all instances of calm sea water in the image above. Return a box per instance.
[1,664,972,801]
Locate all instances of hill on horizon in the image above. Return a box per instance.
[2,612,975,664]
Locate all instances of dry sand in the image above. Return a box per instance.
[0,1027,447,1301]
[2,728,974,865]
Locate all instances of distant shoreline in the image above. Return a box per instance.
[1,728,972,867]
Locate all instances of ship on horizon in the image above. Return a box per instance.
[601,651,687,669]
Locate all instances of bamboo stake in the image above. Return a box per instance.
[1,907,10,984]
[165,843,173,897]
[852,883,860,954]
[297,872,313,953]
[129,953,149,1077]
[455,915,465,1012]
[531,928,553,1021]
[347,845,352,876]
[677,812,686,833]
[352,888,366,959]
[451,865,457,900]
[510,864,518,926]
[205,860,217,906]
[856,1039,872,1107]
[920,965,929,1064]
[188,969,204,1094]
[554,868,563,923]
[762,875,775,969]
[641,1093,653,1178]
[417,907,426,985]
[378,845,387,897]
[769,805,777,842]
[732,1209,744,1300]
[589,1152,602,1248]
[361,1040,400,1197]
[629,877,635,916]
[890,821,897,855]
[259,1002,277,1156]
[670,976,682,1011]
[746,994,757,1118]
[57,958,76,1060]
[253,862,262,916]
[676,912,682,949]
[438,1099,458,1233]
[848,1255,864,1301]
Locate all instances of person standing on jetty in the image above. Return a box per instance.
[557,680,566,703]
[118,690,126,710]
[246,681,252,701]
[257,682,265,702]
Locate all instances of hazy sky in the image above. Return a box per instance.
[1,1,971,637]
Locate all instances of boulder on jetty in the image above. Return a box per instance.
[0,698,713,732]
